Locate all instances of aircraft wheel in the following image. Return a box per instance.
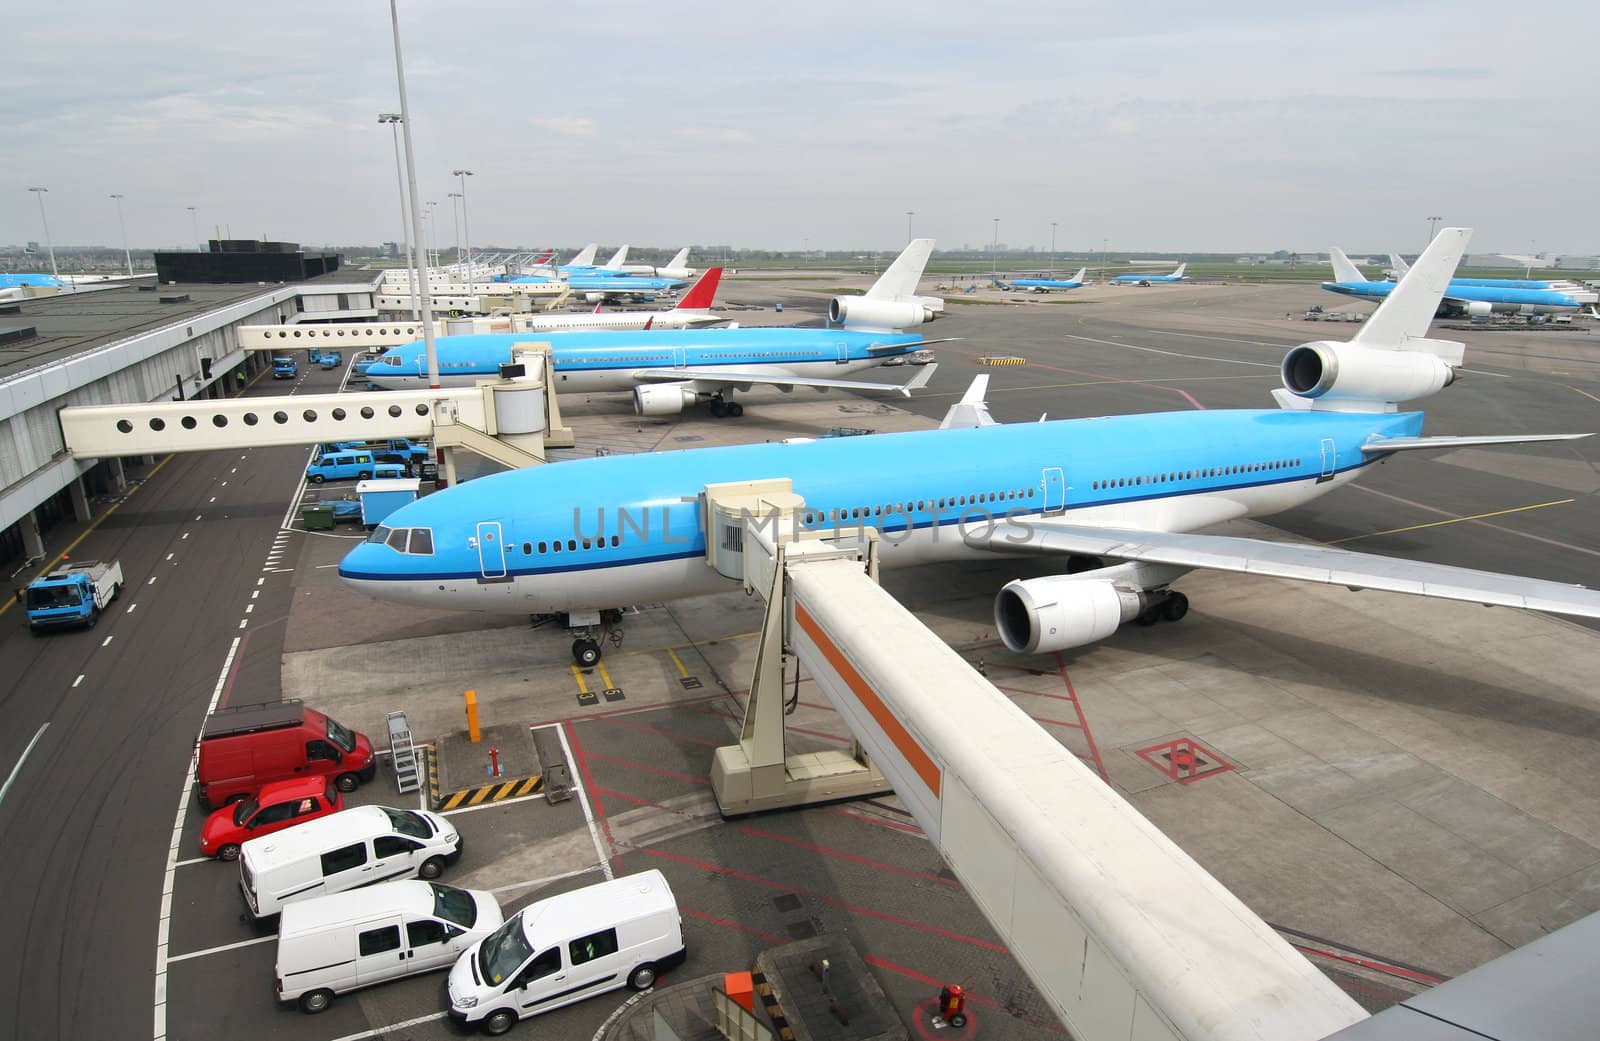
[573,638,602,667]
[1161,592,1189,623]
[708,399,728,418]
[1135,609,1159,627]
[727,402,744,418]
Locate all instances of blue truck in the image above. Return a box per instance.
[21,559,124,632]
[272,356,299,379]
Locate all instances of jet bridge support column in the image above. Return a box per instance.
[708,483,890,815]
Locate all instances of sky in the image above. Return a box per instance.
[4,0,1598,255]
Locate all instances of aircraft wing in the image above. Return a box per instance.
[630,364,937,397]
[964,519,1600,620]
[1359,433,1590,455]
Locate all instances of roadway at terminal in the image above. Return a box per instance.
[2,279,1599,1040]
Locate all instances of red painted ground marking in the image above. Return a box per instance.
[735,825,960,888]
[581,751,712,786]
[682,907,785,946]
[530,689,736,728]
[1031,716,1085,731]
[993,683,1078,705]
[785,724,852,744]
[827,807,924,835]
[938,341,1206,410]
[1053,654,1108,781]
[565,721,622,876]
[216,630,251,710]
[1290,944,1445,986]
[866,956,1068,1036]
[597,715,723,748]
[638,848,1008,954]
[1135,736,1234,785]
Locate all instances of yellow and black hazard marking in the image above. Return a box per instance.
[751,970,795,1041]
[978,355,1027,366]
[435,773,544,811]
[426,745,441,807]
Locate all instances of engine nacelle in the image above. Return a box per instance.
[1280,340,1455,404]
[828,296,935,330]
[1465,301,1494,318]
[994,577,1147,654]
[633,384,698,416]
[583,292,605,303]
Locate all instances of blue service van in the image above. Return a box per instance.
[273,356,299,379]
[305,451,406,484]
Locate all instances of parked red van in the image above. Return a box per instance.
[196,700,376,810]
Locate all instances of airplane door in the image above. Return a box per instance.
[1042,467,1066,515]
[836,342,849,364]
[476,521,507,578]
[673,347,688,368]
[1318,438,1336,483]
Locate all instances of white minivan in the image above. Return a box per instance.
[447,869,686,1035]
[241,805,462,920]
[276,880,503,1013]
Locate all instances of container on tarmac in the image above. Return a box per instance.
[356,478,421,527]
[21,559,123,632]
[195,699,376,810]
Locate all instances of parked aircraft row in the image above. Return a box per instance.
[342,227,1600,670]
[1388,253,1592,293]
[1325,248,1596,316]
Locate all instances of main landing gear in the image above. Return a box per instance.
[1134,590,1189,627]
[707,396,744,419]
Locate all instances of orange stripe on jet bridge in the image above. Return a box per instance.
[794,603,941,799]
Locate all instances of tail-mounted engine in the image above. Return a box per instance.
[828,297,936,330]
[1280,340,1455,406]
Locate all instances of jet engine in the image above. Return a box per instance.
[583,292,606,304]
[993,577,1149,654]
[1280,340,1455,405]
[1465,301,1494,318]
[633,384,698,416]
[828,297,936,329]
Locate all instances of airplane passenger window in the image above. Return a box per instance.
[523,543,532,555]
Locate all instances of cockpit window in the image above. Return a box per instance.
[387,527,409,552]
[368,525,392,545]
[372,526,435,555]
[408,528,433,555]
[383,356,402,367]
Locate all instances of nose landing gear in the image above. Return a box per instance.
[566,608,627,665]
[707,396,744,419]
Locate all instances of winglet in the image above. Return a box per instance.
[1329,247,1367,284]
[940,374,998,428]
[1354,227,1471,348]
[673,267,723,310]
[865,238,936,301]
[897,363,938,396]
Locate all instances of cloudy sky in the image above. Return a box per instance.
[5,1,1596,254]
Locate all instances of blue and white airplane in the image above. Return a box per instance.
[1328,248,1595,317]
[1387,253,1590,293]
[341,228,1599,665]
[997,267,1089,293]
[1113,263,1187,285]
[367,239,948,417]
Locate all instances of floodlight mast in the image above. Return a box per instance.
[388,0,438,389]
[379,113,420,320]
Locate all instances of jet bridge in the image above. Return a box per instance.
[706,480,1367,1041]
[58,345,573,471]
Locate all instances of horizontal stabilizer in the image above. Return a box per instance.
[1359,432,1591,454]
[866,238,936,301]
[967,521,1600,620]
[1329,247,1366,284]
[1354,228,1471,348]
[940,375,998,429]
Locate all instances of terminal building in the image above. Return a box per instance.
[0,267,375,575]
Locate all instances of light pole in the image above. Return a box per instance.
[447,192,463,275]
[378,113,419,319]
[905,210,915,244]
[28,187,59,280]
[1050,221,1057,275]
[425,201,439,268]
[186,206,201,250]
[991,217,999,276]
[1426,215,1442,250]
[108,194,133,275]
[388,0,439,391]
[452,168,474,283]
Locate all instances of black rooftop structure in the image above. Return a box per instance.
[153,240,342,284]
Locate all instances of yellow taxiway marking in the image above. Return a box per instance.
[1328,498,1575,546]
[596,662,616,690]
[0,454,173,619]
[569,665,591,694]
[666,647,691,678]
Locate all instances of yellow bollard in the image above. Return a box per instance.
[465,689,480,743]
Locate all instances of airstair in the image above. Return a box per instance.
[387,710,421,794]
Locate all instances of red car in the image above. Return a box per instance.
[199,776,343,861]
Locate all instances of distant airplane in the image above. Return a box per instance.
[1113,263,1187,285]
[997,267,1089,293]
[1387,253,1585,292]
[616,247,696,280]
[1328,248,1594,317]
[367,239,948,417]
[341,227,1599,668]
[506,267,726,332]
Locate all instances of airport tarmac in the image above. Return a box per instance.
[4,278,1598,1041]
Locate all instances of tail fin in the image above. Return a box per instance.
[1354,227,1471,347]
[673,267,723,310]
[666,248,689,270]
[1171,263,1187,279]
[1329,248,1366,284]
[568,244,597,267]
[1070,267,1087,283]
[593,301,603,314]
[865,238,936,300]
[603,245,629,270]
[1388,253,1411,278]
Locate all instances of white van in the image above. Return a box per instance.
[446,869,686,1035]
[276,880,503,1013]
[241,805,462,920]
